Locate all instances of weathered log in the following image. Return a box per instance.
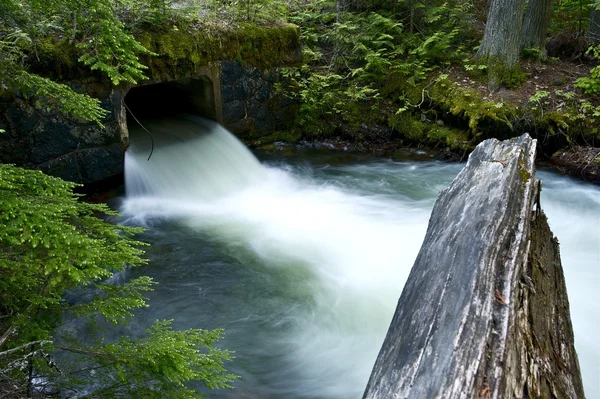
[363,134,585,399]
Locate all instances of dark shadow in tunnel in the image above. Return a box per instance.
[124,77,216,123]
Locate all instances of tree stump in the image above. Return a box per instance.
[363,134,585,399]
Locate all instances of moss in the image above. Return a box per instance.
[388,112,425,141]
[27,22,299,85]
[518,156,531,183]
[247,130,302,146]
[430,76,518,137]
[479,56,527,90]
[501,65,528,89]
[387,111,474,151]
[426,125,473,151]
[136,22,301,81]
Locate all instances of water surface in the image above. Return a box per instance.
[121,118,599,398]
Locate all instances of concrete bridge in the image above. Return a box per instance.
[0,23,301,185]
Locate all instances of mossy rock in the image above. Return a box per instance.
[430,76,518,137]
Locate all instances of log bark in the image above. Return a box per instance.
[588,9,600,43]
[363,134,585,399]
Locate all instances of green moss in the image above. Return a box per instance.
[28,22,299,84]
[388,112,425,141]
[431,76,518,136]
[501,66,527,89]
[248,130,302,146]
[387,111,474,151]
[136,22,301,80]
[478,56,527,90]
[426,125,473,151]
[518,156,531,183]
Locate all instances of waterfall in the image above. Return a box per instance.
[125,115,265,201]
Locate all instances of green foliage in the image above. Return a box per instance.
[549,0,595,35]
[521,46,543,60]
[0,0,211,124]
[137,22,300,80]
[0,165,235,397]
[523,89,600,142]
[474,55,528,91]
[282,0,472,135]
[576,44,600,94]
[387,111,473,151]
[55,320,235,398]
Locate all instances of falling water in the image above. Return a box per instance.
[122,116,599,399]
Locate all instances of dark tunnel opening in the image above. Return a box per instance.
[124,77,216,123]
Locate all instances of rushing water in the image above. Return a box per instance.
[121,116,599,398]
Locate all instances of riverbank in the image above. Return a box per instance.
[243,58,600,184]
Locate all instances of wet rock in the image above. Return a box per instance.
[77,123,120,148]
[76,144,124,184]
[221,85,235,103]
[233,78,254,101]
[221,61,243,85]
[223,100,246,124]
[29,120,78,164]
[38,154,82,183]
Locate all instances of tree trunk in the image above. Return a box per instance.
[520,0,554,59]
[336,0,364,12]
[476,0,527,91]
[363,135,585,399]
[588,8,600,43]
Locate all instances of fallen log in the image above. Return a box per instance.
[364,134,585,399]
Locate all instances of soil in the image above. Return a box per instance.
[446,59,592,105]
[445,59,600,183]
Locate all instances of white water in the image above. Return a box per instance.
[125,115,264,201]
[123,117,599,398]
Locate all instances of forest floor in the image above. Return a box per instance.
[445,59,600,183]
[446,59,591,105]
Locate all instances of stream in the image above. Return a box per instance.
[119,116,599,398]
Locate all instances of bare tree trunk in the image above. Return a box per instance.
[520,0,554,59]
[476,0,527,91]
[336,0,364,12]
[588,8,600,43]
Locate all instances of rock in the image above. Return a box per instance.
[221,85,235,103]
[221,61,243,85]
[223,100,246,124]
[38,154,82,183]
[363,134,584,399]
[29,120,78,164]
[225,118,254,136]
[76,144,124,184]
[233,78,254,101]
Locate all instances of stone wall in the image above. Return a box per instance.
[220,61,298,137]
